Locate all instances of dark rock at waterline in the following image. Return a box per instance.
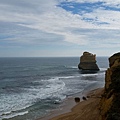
[78,52,99,71]
[74,97,80,103]
[82,96,87,101]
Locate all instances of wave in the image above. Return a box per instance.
[65,66,78,69]
[1,111,28,119]
[99,68,107,71]
[41,76,80,81]
[0,77,66,120]
[81,68,106,77]
[58,76,79,79]
[39,78,66,97]
[81,73,99,77]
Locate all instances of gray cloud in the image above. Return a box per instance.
[0,21,64,46]
[0,0,120,56]
[0,0,58,13]
[67,27,120,48]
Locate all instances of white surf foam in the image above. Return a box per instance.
[81,73,99,77]
[1,111,28,119]
[0,77,66,120]
[81,70,105,77]
[0,73,100,119]
[59,76,79,79]
[63,65,78,69]
[100,68,107,71]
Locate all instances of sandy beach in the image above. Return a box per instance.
[38,88,104,120]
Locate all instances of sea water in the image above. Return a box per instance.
[0,57,108,120]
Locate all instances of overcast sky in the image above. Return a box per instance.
[0,0,120,57]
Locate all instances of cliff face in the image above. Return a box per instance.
[99,52,120,120]
[78,52,99,71]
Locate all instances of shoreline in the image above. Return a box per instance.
[37,91,82,120]
[38,87,104,120]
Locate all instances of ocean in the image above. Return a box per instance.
[0,57,108,120]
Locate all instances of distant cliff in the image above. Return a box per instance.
[99,52,120,120]
[78,52,99,71]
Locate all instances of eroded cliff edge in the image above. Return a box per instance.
[99,52,120,120]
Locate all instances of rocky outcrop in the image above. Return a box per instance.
[99,52,120,120]
[78,52,99,71]
[109,52,120,67]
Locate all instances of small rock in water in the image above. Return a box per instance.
[54,100,60,104]
[74,97,80,103]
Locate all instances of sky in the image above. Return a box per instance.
[0,0,120,57]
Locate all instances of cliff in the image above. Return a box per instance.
[99,52,120,120]
[78,52,99,71]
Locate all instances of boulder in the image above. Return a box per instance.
[78,52,99,71]
[82,96,87,101]
[74,97,80,103]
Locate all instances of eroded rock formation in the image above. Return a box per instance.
[99,52,120,120]
[78,52,99,71]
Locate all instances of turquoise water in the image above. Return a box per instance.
[0,57,108,120]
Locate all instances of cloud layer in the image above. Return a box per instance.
[0,0,120,56]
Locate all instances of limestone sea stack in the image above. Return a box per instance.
[78,52,99,71]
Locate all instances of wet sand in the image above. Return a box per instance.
[38,88,104,120]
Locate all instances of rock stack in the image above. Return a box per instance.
[78,52,99,71]
[99,52,120,120]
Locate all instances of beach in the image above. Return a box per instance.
[38,88,104,120]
